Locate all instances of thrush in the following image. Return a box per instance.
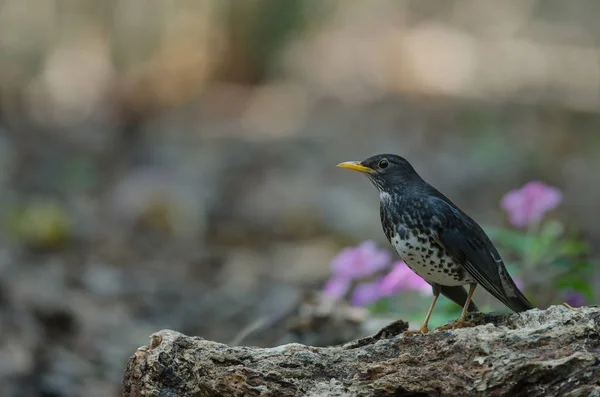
[337,154,534,335]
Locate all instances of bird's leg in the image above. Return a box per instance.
[403,289,440,336]
[436,283,477,331]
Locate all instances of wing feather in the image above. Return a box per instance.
[427,197,533,312]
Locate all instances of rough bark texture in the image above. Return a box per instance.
[123,305,600,397]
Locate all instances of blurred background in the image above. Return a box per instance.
[0,1,599,396]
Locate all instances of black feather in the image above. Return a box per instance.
[427,196,534,313]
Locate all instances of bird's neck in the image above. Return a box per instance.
[379,190,393,202]
[378,189,403,215]
[378,182,422,201]
[378,182,433,212]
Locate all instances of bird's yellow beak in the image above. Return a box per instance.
[336,161,375,174]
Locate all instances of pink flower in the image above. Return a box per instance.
[322,276,351,300]
[330,240,391,279]
[350,279,384,306]
[564,291,585,308]
[379,261,432,296]
[501,181,562,228]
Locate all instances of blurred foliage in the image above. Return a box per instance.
[6,199,72,250]
[487,221,595,307]
[218,0,310,83]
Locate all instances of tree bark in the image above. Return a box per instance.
[123,305,600,397]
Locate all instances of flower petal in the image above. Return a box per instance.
[322,276,351,300]
[501,181,562,228]
[405,273,432,296]
[379,261,411,296]
[350,279,384,306]
[330,240,392,279]
[564,291,585,308]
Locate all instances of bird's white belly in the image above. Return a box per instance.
[390,233,472,286]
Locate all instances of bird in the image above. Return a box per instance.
[337,154,534,335]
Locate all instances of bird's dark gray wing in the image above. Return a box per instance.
[427,196,534,313]
[438,285,479,312]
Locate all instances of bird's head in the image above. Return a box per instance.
[337,154,421,194]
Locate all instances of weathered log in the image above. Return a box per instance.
[123,305,600,397]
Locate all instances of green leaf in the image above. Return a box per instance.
[556,274,595,300]
[550,258,573,270]
[367,298,392,314]
[484,226,532,255]
[539,220,564,239]
[556,240,590,257]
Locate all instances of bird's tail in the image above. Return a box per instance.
[502,277,535,313]
[506,290,535,313]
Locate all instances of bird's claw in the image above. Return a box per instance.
[403,326,429,337]
[435,320,474,332]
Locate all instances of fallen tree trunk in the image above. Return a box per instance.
[123,305,600,397]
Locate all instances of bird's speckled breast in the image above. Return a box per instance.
[389,229,473,286]
[380,197,474,286]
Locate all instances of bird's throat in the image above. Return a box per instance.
[379,191,392,202]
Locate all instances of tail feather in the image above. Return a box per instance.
[505,287,535,313]
[498,274,535,313]
[508,297,534,312]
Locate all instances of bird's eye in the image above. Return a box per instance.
[378,159,389,169]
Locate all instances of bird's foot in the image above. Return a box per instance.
[435,319,474,332]
[403,325,429,337]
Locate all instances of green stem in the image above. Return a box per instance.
[520,219,542,295]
